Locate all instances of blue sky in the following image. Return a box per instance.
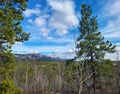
[12,0,120,60]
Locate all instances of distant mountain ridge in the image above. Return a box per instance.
[14,53,63,62]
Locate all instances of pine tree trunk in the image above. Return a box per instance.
[93,67,96,94]
[90,52,96,94]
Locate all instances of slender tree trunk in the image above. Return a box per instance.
[93,67,96,94]
[79,62,83,94]
[90,51,96,94]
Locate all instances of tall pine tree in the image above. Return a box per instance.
[0,0,29,79]
[77,4,115,93]
[0,1,29,93]
[0,0,29,93]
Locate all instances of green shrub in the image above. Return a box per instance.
[0,80,23,94]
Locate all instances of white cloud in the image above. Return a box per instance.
[46,36,53,40]
[101,16,120,38]
[23,8,40,17]
[34,17,46,27]
[28,19,33,23]
[40,28,50,37]
[98,0,120,19]
[105,0,120,16]
[104,32,120,38]
[24,24,74,44]
[47,0,79,36]
[24,0,78,37]
[100,0,120,39]
[56,29,68,36]
[27,15,49,28]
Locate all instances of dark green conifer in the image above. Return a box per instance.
[0,0,29,79]
[77,4,115,93]
[0,0,29,93]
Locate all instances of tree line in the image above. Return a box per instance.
[13,61,119,94]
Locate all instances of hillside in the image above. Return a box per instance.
[14,53,63,62]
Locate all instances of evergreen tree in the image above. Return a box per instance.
[0,0,29,79]
[0,0,29,47]
[77,4,115,93]
[0,80,22,94]
[0,0,29,93]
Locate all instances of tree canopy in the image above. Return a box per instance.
[77,4,115,61]
[0,0,29,51]
[76,4,115,93]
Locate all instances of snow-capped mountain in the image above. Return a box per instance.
[14,53,63,62]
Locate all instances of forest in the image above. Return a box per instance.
[0,0,120,94]
[13,61,119,94]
